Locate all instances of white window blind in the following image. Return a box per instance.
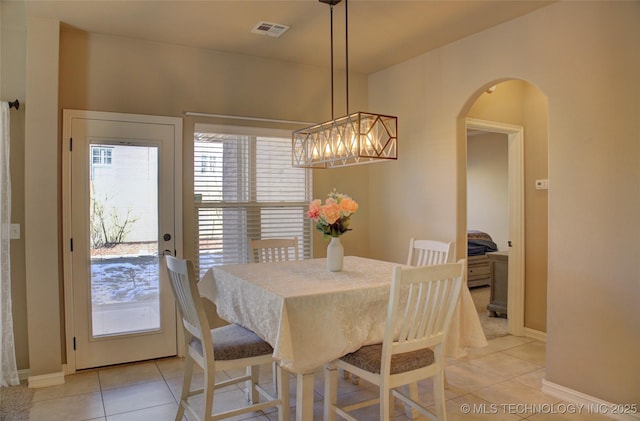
[193,123,312,277]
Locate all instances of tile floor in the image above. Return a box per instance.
[28,334,613,421]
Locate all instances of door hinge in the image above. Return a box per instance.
[70,238,73,252]
[73,337,76,350]
[69,137,73,151]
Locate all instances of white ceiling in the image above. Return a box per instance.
[23,0,553,75]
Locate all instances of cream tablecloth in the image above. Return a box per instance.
[199,256,487,374]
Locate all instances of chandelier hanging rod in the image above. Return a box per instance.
[328,0,336,119]
[320,0,349,117]
[345,0,349,114]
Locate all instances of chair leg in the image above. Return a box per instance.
[273,360,278,389]
[324,364,338,421]
[433,370,447,421]
[277,364,290,421]
[340,368,361,384]
[176,356,193,421]
[380,385,391,421]
[246,365,260,404]
[203,364,216,421]
[403,383,420,419]
[442,343,450,390]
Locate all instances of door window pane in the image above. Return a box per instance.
[89,144,160,337]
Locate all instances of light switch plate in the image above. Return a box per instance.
[535,179,549,190]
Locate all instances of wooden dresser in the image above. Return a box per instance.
[487,251,508,317]
[467,255,491,288]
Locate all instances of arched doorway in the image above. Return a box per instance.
[460,79,548,340]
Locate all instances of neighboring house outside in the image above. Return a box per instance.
[90,144,158,246]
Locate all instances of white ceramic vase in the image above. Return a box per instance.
[326,236,344,272]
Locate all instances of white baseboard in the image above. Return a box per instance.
[524,327,546,342]
[28,371,65,388]
[542,380,640,421]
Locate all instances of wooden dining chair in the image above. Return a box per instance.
[248,237,299,388]
[324,260,465,421]
[406,238,454,266]
[406,238,456,392]
[343,238,453,387]
[250,237,299,263]
[164,255,290,421]
[343,237,454,389]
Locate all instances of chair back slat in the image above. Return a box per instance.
[250,237,299,263]
[406,238,454,266]
[414,282,429,338]
[420,281,439,339]
[384,261,464,359]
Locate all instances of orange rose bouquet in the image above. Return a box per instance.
[307,190,359,238]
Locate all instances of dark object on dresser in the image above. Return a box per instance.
[487,251,509,317]
[467,230,498,288]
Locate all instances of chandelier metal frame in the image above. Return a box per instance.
[292,0,398,168]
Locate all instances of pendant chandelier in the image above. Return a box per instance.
[292,0,397,168]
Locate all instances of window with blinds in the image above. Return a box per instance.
[193,124,312,277]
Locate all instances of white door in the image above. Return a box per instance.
[63,110,182,371]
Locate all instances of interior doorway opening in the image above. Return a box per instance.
[460,79,549,341]
[466,118,524,337]
[467,127,510,339]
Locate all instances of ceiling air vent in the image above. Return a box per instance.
[251,21,290,38]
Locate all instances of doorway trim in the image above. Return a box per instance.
[466,118,524,336]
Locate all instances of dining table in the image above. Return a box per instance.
[198,255,487,420]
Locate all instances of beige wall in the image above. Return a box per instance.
[25,15,62,377]
[1,0,29,371]
[522,83,550,332]
[368,0,637,405]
